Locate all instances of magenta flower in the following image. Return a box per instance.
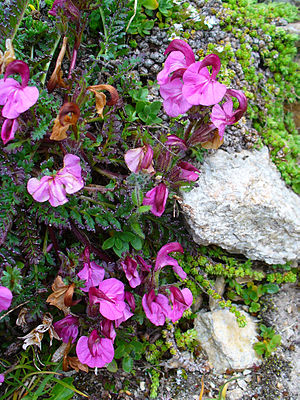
[165,135,188,151]
[143,182,168,217]
[27,154,84,207]
[168,286,193,322]
[114,303,133,328]
[211,89,247,139]
[0,374,4,384]
[142,290,171,326]
[0,60,39,119]
[136,255,152,272]
[49,0,80,22]
[100,319,116,342]
[76,329,114,368]
[157,39,195,85]
[89,278,126,320]
[125,291,136,312]
[77,248,105,292]
[171,161,200,183]
[182,54,227,106]
[124,144,155,174]
[160,78,193,117]
[0,286,12,312]
[121,256,141,288]
[53,315,79,343]
[155,242,186,279]
[1,118,18,145]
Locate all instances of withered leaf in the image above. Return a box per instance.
[46,276,76,315]
[87,84,119,117]
[64,356,89,373]
[201,131,224,150]
[50,102,80,141]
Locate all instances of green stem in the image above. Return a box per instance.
[11,0,30,42]
[40,35,61,86]
[78,195,116,209]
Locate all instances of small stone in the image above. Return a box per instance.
[227,388,244,400]
[194,309,261,373]
[139,381,146,391]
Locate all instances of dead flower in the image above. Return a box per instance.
[47,36,69,93]
[87,84,119,118]
[0,39,16,74]
[50,102,80,141]
[20,313,60,350]
[46,275,78,314]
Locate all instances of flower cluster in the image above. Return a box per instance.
[0,60,39,144]
[158,39,247,142]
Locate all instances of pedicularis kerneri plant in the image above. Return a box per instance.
[0,0,247,375]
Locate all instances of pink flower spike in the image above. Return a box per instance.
[89,278,126,320]
[182,55,227,106]
[155,242,186,279]
[124,144,155,174]
[142,290,171,326]
[76,330,114,368]
[121,256,141,288]
[169,286,193,322]
[0,61,39,119]
[164,39,195,66]
[53,315,79,343]
[176,161,200,182]
[143,183,168,217]
[0,286,13,312]
[160,78,193,117]
[100,319,116,342]
[1,118,19,144]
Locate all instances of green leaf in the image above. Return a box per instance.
[102,236,115,250]
[249,302,260,313]
[119,231,136,242]
[141,0,159,10]
[114,237,124,250]
[149,101,162,115]
[253,342,266,355]
[130,222,145,239]
[122,355,134,373]
[263,283,279,294]
[114,343,127,359]
[270,334,281,347]
[130,236,143,251]
[138,205,151,213]
[48,377,74,400]
[106,359,118,372]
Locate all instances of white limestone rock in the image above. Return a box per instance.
[194,309,261,373]
[182,147,300,264]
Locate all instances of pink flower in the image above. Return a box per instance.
[143,183,168,217]
[114,303,133,328]
[157,40,195,85]
[121,256,141,288]
[211,89,247,139]
[1,118,18,144]
[168,286,193,322]
[53,315,79,343]
[100,319,116,342]
[182,54,227,106]
[77,248,105,292]
[142,290,171,326]
[0,286,12,312]
[27,154,84,207]
[125,291,136,312]
[49,0,80,22]
[170,161,200,183]
[0,60,39,119]
[76,329,114,368]
[155,242,186,279]
[89,278,126,320]
[124,144,155,174]
[160,78,193,117]
[0,374,4,384]
[165,135,188,151]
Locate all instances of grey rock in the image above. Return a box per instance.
[194,309,261,373]
[182,147,300,264]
